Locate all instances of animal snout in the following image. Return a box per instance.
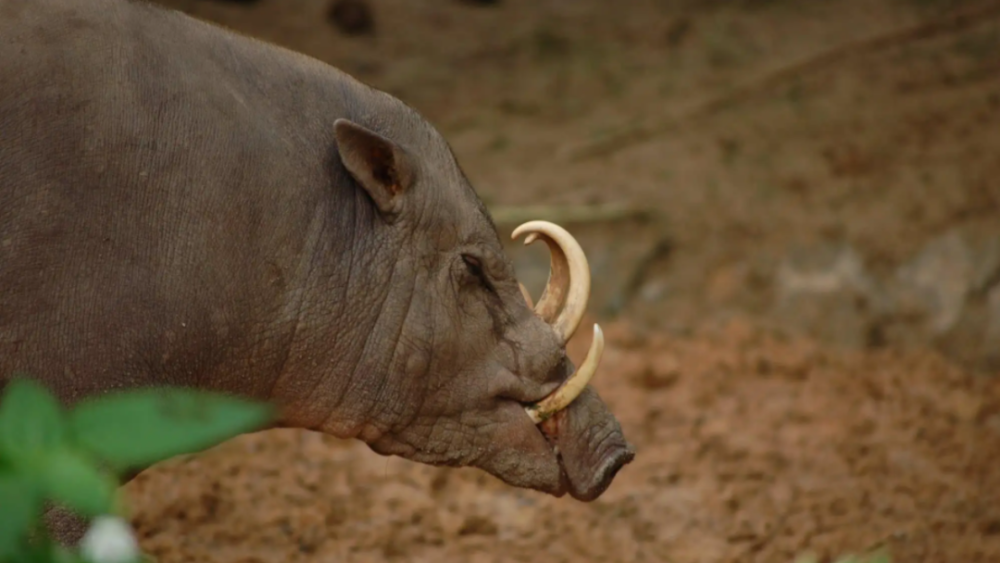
[492,350,571,405]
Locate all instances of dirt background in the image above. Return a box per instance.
[124,0,1000,561]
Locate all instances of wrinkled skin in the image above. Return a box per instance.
[0,0,633,543]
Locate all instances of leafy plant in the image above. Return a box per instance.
[0,376,272,563]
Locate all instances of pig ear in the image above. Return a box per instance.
[334,118,416,218]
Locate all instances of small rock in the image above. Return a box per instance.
[883,228,1000,372]
[775,243,876,298]
[893,230,974,334]
[772,243,882,348]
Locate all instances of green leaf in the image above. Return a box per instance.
[37,449,117,517]
[0,378,67,457]
[49,544,88,563]
[0,473,42,558]
[69,388,272,471]
[15,537,83,563]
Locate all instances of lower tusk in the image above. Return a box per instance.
[524,324,604,424]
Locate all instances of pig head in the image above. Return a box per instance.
[267,119,636,502]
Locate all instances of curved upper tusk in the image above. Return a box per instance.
[511,221,591,344]
[518,282,534,309]
[524,324,604,424]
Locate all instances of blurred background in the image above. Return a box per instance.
[127,1,1000,562]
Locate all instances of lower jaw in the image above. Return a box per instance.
[537,412,573,497]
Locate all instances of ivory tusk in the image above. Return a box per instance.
[524,323,604,424]
[518,282,534,309]
[511,221,591,344]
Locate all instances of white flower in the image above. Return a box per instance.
[79,515,140,563]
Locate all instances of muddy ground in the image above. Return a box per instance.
[126,0,1000,561]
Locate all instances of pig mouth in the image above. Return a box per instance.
[538,402,636,501]
[511,221,635,500]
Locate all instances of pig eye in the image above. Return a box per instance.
[462,254,484,278]
[461,254,492,290]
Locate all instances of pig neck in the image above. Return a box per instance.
[262,184,419,443]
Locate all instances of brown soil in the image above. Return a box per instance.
[127,319,1000,562]
[125,0,1000,561]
